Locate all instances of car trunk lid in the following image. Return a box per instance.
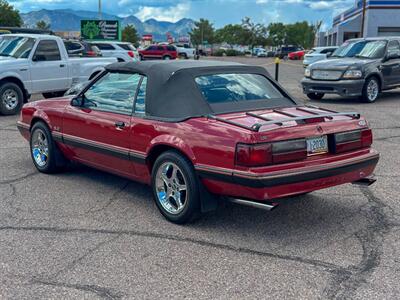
[210,106,365,143]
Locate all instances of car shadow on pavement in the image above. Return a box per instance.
[63,162,365,247]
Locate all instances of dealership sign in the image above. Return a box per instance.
[81,20,121,41]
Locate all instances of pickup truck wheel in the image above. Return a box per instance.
[30,122,66,173]
[152,151,200,224]
[361,77,380,103]
[0,82,23,115]
[179,53,188,59]
[307,92,324,100]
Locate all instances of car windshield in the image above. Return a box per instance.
[195,73,285,104]
[332,40,387,59]
[0,36,36,58]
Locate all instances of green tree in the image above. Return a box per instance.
[36,20,50,30]
[267,23,287,47]
[0,0,22,27]
[241,17,267,49]
[215,24,248,45]
[122,25,139,45]
[189,18,215,46]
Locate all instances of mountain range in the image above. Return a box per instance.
[21,9,195,40]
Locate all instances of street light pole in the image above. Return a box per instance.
[361,0,367,37]
[98,0,102,20]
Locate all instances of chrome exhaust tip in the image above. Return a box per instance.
[352,177,377,186]
[227,198,279,211]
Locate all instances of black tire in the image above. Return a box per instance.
[42,91,66,99]
[151,151,200,224]
[163,55,172,60]
[179,53,188,59]
[361,76,380,103]
[30,122,67,174]
[307,92,325,100]
[0,82,24,115]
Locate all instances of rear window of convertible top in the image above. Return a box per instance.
[194,73,285,104]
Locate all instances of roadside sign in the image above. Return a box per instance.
[81,20,121,41]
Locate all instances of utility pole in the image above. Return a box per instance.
[361,0,367,37]
[98,0,102,20]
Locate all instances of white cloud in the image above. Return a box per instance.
[309,1,334,10]
[135,2,190,22]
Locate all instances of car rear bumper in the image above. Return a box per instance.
[196,150,379,201]
[301,77,365,97]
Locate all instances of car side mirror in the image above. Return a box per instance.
[71,96,83,107]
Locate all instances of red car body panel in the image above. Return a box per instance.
[17,97,379,203]
[139,45,178,60]
[288,50,305,60]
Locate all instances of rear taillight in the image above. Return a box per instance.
[236,139,307,167]
[272,139,307,164]
[87,51,96,56]
[128,51,135,58]
[236,144,272,167]
[333,129,372,153]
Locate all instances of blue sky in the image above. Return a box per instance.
[10,0,356,28]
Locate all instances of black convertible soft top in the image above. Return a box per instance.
[105,60,297,121]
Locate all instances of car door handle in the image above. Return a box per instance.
[115,121,125,129]
[60,64,65,68]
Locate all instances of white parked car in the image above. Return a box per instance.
[174,43,196,59]
[303,46,338,67]
[0,34,116,115]
[88,41,140,62]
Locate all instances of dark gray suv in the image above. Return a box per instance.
[301,37,400,103]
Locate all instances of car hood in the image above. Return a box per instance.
[25,97,72,111]
[309,57,374,70]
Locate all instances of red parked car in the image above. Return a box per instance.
[17,61,379,224]
[139,44,177,60]
[288,49,306,60]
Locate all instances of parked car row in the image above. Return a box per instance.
[64,40,140,62]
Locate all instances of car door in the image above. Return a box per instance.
[62,71,142,177]
[30,39,69,93]
[381,40,400,86]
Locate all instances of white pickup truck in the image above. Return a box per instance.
[0,34,116,115]
[174,43,197,59]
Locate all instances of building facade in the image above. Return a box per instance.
[318,0,400,46]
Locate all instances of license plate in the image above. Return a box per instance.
[307,136,328,155]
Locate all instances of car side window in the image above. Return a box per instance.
[387,40,400,55]
[34,40,61,61]
[83,72,142,115]
[94,43,115,50]
[167,46,176,51]
[134,76,147,114]
[157,46,164,51]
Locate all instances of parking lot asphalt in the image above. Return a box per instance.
[1,57,400,299]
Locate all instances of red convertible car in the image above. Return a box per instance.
[17,61,379,223]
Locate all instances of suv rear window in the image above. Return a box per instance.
[195,73,284,104]
[93,43,115,50]
[167,45,176,51]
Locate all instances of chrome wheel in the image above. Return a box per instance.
[2,89,18,110]
[31,129,49,167]
[155,162,188,214]
[367,79,379,101]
